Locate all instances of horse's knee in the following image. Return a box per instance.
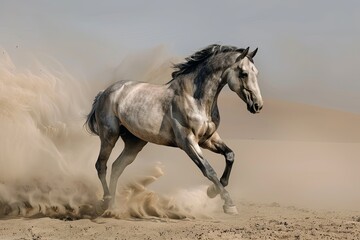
[225,151,235,164]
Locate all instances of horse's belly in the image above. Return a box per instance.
[123,121,175,146]
[118,109,175,146]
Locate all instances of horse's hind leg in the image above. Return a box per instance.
[108,127,147,203]
[95,118,120,200]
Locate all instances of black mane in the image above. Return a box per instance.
[171,44,244,79]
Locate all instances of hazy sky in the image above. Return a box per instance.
[1,0,360,112]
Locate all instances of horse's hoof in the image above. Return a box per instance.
[95,201,106,216]
[95,197,112,216]
[207,184,219,198]
[223,205,238,215]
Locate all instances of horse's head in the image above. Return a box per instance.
[224,47,263,114]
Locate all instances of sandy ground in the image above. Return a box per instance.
[1,202,359,240]
[1,49,360,240]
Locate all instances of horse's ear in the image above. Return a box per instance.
[248,48,258,59]
[236,47,249,62]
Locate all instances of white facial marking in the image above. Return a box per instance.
[240,58,262,103]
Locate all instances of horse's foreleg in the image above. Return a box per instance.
[201,132,235,188]
[108,131,147,205]
[178,133,238,215]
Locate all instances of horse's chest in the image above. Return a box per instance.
[189,113,217,141]
[179,95,218,141]
[199,121,217,141]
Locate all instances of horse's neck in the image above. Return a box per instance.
[192,55,236,115]
[196,72,226,113]
[171,52,237,117]
[171,68,226,120]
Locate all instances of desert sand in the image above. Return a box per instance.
[1,51,360,239]
[1,202,360,240]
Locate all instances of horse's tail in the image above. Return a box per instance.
[85,91,104,135]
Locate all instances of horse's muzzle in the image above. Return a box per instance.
[247,102,263,114]
[242,88,263,114]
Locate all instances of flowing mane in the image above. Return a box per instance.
[171,44,244,79]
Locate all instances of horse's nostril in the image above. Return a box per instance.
[254,103,259,111]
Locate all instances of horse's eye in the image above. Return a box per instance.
[239,71,248,78]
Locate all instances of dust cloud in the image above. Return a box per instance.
[0,45,359,221]
[0,50,99,219]
[104,165,220,220]
[0,48,219,220]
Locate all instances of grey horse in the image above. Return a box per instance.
[85,44,263,215]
